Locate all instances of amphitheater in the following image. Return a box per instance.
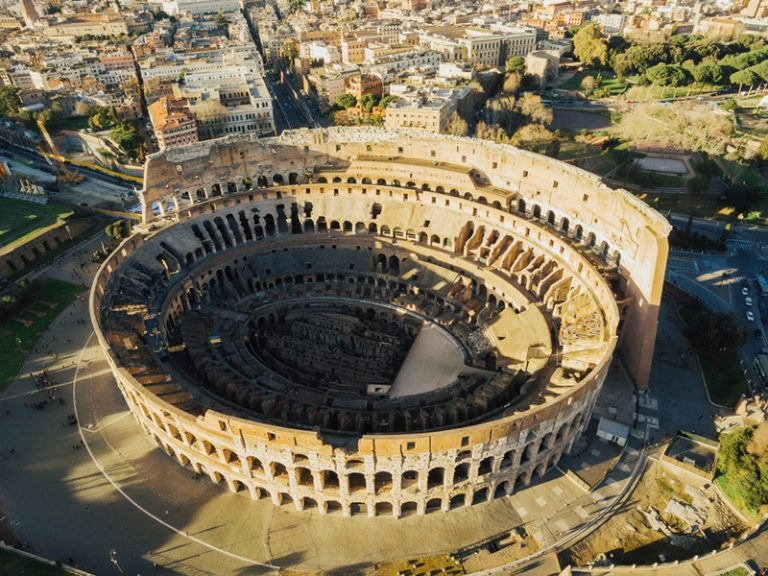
[90,127,670,518]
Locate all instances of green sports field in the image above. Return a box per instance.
[0,198,73,250]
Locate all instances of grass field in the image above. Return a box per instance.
[0,278,83,392]
[0,199,73,250]
[561,71,628,96]
[51,116,90,133]
[716,475,761,521]
[679,304,749,408]
[0,549,70,575]
[623,78,723,101]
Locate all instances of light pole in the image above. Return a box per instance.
[109,549,123,575]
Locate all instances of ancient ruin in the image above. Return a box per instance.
[90,127,670,517]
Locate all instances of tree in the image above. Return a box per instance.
[360,93,380,113]
[335,93,357,109]
[518,93,552,125]
[0,86,21,118]
[105,220,129,241]
[730,68,760,91]
[717,425,768,512]
[505,56,526,75]
[379,95,398,109]
[215,11,228,29]
[445,111,469,136]
[509,124,556,150]
[502,72,522,95]
[580,75,598,94]
[290,0,307,12]
[109,123,143,159]
[693,62,725,84]
[573,23,608,68]
[645,63,691,86]
[282,41,299,70]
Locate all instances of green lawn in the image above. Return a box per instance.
[561,71,628,96]
[0,199,74,250]
[623,170,684,188]
[51,116,90,133]
[0,278,83,391]
[716,475,761,521]
[679,304,749,408]
[715,567,750,576]
[0,548,70,575]
[624,78,723,100]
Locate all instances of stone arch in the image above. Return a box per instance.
[355,221,366,233]
[375,471,393,495]
[574,224,583,241]
[532,205,542,219]
[453,463,470,483]
[317,176,328,183]
[376,178,386,185]
[375,501,393,516]
[478,456,493,476]
[350,502,367,516]
[430,234,441,246]
[547,210,556,226]
[560,217,569,234]
[321,469,339,490]
[368,222,378,234]
[426,498,442,513]
[418,231,428,244]
[347,176,357,184]
[388,256,400,275]
[332,176,342,183]
[343,220,353,233]
[348,472,367,493]
[288,172,298,184]
[472,487,488,504]
[330,220,341,231]
[304,219,315,233]
[494,481,509,499]
[361,177,372,184]
[427,467,445,489]
[302,497,318,510]
[272,174,284,186]
[296,467,314,487]
[517,198,526,213]
[400,501,418,517]
[478,196,488,205]
[401,470,419,490]
[271,462,288,481]
[585,231,596,248]
[326,500,342,514]
[449,493,465,510]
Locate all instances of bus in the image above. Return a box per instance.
[754,354,768,384]
[756,274,768,297]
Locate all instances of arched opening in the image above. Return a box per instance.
[304,219,315,233]
[426,498,442,513]
[325,500,342,514]
[518,199,526,214]
[560,217,569,234]
[499,450,514,470]
[348,472,367,493]
[494,482,509,499]
[449,494,465,510]
[401,470,418,490]
[532,205,541,220]
[355,222,366,233]
[430,234,440,245]
[375,501,393,516]
[296,467,314,487]
[343,220,353,233]
[427,467,444,489]
[585,232,596,248]
[478,456,493,476]
[271,462,288,481]
[288,172,298,184]
[272,174,284,186]
[472,488,488,505]
[350,502,367,516]
[362,177,372,184]
[375,471,393,495]
[389,256,400,275]
[547,210,555,226]
[376,178,386,185]
[317,176,328,183]
[368,222,378,234]
[302,497,318,510]
[453,463,470,483]
[347,177,357,184]
[257,175,268,187]
[574,224,583,241]
[400,501,418,517]
[321,470,339,490]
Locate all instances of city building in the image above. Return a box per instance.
[147,96,199,150]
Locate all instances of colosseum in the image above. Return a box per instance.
[89,127,670,518]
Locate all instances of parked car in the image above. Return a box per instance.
[746,297,753,307]
[742,286,750,296]
[747,310,755,322]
